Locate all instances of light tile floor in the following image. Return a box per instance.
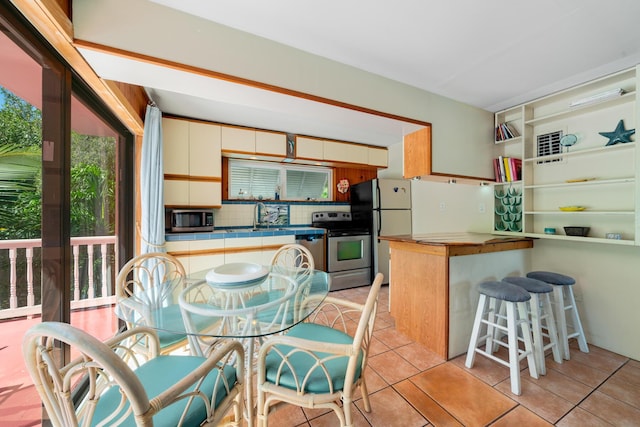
[5,285,638,426]
[262,285,640,427]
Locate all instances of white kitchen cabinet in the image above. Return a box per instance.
[165,239,225,274]
[295,135,385,167]
[189,181,222,207]
[368,146,388,167]
[295,135,324,160]
[189,121,222,177]
[163,118,190,175]
[260,235,296,264]
[166,235,296,273]
[493,66,639,245]
[187,239,225,274]
[222,125,287,159]
[224,235,295,264]
[163,117,222,208]
[224,236,263,264]
[323,140,369,164]
[255,130,287,157]
[221,126,254,153]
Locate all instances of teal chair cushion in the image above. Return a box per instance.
[157,305,215,349]
[245,290,294,325]
[264,323,362,394]
[91,355,237,426]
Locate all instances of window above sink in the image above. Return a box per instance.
[229,159,332,201]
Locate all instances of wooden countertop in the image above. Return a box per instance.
[379,232,534,256]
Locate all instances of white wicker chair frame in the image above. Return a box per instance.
[256,273,384,427]
[22,322,244,426]
[269,243,315,323]
[115,252,188,354]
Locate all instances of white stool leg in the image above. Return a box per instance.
[465,294,487,368]
[565,286,589,353]
[505,301,521,395]
[542,293,563,364]
[528,294,545,375]
[518,301,538,380]
[485,297,498,354]
[552,285,570,360]
[492,300,507,353]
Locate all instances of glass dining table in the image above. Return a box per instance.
[115,263,331,427]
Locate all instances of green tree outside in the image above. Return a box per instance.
[0,87,116,307]
[0,87,116,239]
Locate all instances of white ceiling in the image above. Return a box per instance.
[74,0,640,146]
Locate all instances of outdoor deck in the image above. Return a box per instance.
[0,305,118,426]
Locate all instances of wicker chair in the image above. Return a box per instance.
[256,273,384,427]
[268,243,315,323]
[22,322,244,426]
[116,252,207,354]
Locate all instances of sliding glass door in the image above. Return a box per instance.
[0,2,133,424]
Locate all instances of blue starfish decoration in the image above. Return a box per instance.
[599,119,635,146]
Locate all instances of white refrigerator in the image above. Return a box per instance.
[351,178,412,284]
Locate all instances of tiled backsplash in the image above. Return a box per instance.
[214,202,349,228]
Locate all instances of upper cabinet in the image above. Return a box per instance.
[323,140,369,163]
[294,135,387,168]
[294,135,324,161]
[163,117,222,208]
[493,66,639,245]
[402,99,496,184]
[403,127,431,179]
[368,146,388,167]
[221,125,287,160]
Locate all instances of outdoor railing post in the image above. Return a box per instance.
[101,243,108,297]
[9,248,17,309]
[88,244,95,299]
[73,244,80,301]
[1,236,116,319]
[26,247,34,307]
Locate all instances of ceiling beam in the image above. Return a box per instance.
[74,38,432,129]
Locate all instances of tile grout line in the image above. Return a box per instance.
[552,358,634,426]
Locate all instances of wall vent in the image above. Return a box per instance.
[536,131,562,164]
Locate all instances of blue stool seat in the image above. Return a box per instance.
[527,271,575,286]
[478,280,531,302]
[525,271,589,360]
[503,276,553,294]
[502,276,562,374]
[466,280,538,395]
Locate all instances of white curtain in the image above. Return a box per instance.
[140,104,165,254]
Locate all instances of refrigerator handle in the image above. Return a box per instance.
[376,209,382,236]
[375,182,381,210]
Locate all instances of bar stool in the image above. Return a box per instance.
[526,271,589,360]
[502,276,562,375]
[465,280,538,395]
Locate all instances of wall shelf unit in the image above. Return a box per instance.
[524,91,636,126]
[493,65,640,245]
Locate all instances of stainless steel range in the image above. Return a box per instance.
[312,211,371,291]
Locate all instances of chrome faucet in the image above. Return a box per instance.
[253,202,266,230]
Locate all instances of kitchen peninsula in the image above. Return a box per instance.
[379,233,534,359]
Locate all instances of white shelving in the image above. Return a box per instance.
[524,91,636,126]
[493,65,639,245]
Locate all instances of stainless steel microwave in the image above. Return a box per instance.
[166,209,214,233]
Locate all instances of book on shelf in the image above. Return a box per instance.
[495,122,520,142]
[493,156,521,182]
[503,156,512,181]
[493,158,502,182]
[510,158,522,181]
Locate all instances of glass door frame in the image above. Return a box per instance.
[1,0,134,350]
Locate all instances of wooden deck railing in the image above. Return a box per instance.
[0,236,117,319]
